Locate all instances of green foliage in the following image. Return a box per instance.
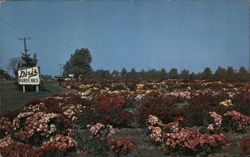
[226,66,236,81]
[63,48,93,78]
[0,68,12,80]
[238,66,248,81]
[93,70,111,80]
[180,69,189,80]
[92,66,250,81]
[111,70,119,78]
[20,52,37,67]
[121,68,128,78]
[128,68,137,79]
[159,68,167,80]
[189,72,197,80]
[201,67,212,80]
[215,67,227,80]
[168,68,178,79]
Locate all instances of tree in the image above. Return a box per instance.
[201,67,212,80]
[93,70,110,79]
[8,57,20,78]
[8,52,37,79]
[238,66,248,81]
[128,68,137,79]
[159,68,167,80]
[215,67,227,80]
[180,69,189,80]
[120,68,128,79]
[226,66,236,81]
[168,68,178,79]
[111,70,119,78]
[20,52,37,67]
[189,72,196,80]
[147,69,162,80]
[63,48,93,78]
[139,69,146,79]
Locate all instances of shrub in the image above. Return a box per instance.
[240,136,250,157]
[0,117,12,138]
[223,111,250,132]
[110,138,135,156]
[0,135,43,157]
[93,95,134,127]
[147,115,228,156]
[233,90,250,116]
[139,93,180,125]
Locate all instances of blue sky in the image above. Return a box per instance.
[0,0,249,76]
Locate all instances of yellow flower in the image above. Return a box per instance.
[219,99,233,107]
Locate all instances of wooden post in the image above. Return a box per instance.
[23,86,25,93]
[36,85,39,92]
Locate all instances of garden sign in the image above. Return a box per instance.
[18,67,41,92]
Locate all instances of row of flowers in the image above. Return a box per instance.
[147,115,228,155]
[147,110,250,156]
[59,80,249,101]
[0,119,135,157]
[207,111,250,132]
[60,80,250,121]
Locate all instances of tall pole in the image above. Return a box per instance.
[19,37,31,53]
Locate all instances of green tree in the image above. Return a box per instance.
[215,67,227,80]
[120,68,128,79]
[168,68,178,79]
[111,70,119,78]
[159,68,167,80]
[238,66,248,81]
[139,69,146,79]
[93,70,110,79]
[189,72,196,80]
[128,68,137,79]
[201,67,212,80]
[63,48,92,78]
[148,69,161,80]
[20,52,37,67]
[180,69,189,80]
[226,66,235,81]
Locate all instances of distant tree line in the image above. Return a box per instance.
[91,66,250,81]
[62,48,250,82]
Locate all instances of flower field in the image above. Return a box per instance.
[1,80,250,157]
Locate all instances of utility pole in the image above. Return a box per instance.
[19,37,31,53]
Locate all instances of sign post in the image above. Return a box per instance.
[18,67,41,93]
[23,86,25,93]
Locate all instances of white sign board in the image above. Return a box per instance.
[68,74,74,78]
[18,67,41,85]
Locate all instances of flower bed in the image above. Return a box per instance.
[0,80,250,156]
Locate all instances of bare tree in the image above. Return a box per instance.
[8,57,20,78]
